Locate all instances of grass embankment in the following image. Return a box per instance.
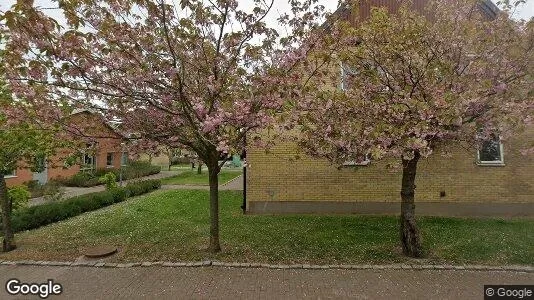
[1,190,532,265]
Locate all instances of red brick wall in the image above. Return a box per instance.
[5,111,124,187]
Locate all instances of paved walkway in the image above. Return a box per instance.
[161,174,243,191]
[29,171,180,207]
[0,265,532,299]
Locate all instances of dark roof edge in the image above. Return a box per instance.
[479,0,500,19]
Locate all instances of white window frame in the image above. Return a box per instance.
[343,154,371,167]
[5,169,17,178]
[81,143,97,171]
[477,139,505,166]
[121,152,128,166]
[81,153,96,170]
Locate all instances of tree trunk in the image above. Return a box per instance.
[197,162,202,174]
[400,151,423,258]
[207,162,221,253]
[0,174,16,252]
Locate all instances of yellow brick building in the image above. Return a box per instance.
[245,127,534,216]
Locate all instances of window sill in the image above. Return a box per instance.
[342,161,371,167]
[106,165,115,168]
[4,175,17,179]
[477,161,505,167]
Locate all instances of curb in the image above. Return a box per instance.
[0,260,532,273]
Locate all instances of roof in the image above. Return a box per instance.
[330,0,500,24]
[70,108,127,139]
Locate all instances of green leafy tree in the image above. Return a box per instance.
[0,45,63,252]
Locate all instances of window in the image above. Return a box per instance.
[121,152,128,166]
[106,153,114,167]
[343,154,371,167]
[82,153,96,170]
[5,169,16,178]
[340,61,389,92]
[477,137,504,165]
[81,143,96,170]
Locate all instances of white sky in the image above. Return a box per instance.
[1,0,533,26]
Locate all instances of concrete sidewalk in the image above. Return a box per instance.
[0,265,532,299]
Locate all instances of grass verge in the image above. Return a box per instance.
[1,190,532,265]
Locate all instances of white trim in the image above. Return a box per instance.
[121,152,128,166]
[477,141,505,166]
[4,169,17,178]
[343,154,371,167]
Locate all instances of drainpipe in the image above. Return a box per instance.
[241,161,247,214]
[240,132,247,214]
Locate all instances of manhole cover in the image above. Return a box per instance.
[84,246,118,258]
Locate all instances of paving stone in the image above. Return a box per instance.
[421,265,435,269]
[103,263,118,268]
[410,264,424,270]
[162,262,178,267]
[1,263,533,299]
[248,263,262,268]
[511,266,534,272]
[46,261,72,266]
[468,265,487,270]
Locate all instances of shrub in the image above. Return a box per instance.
[99,172,118,190]
[43,181,65,202]
[61,161,162,187]
[6,185,31,211]
[1,179,161,233]
[110,188,128,203]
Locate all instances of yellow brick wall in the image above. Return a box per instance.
[247,128,534,205]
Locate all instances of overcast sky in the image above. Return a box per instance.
[0,0,532,36]
[1,0,533,22]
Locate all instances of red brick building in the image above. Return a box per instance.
[5,110,127,187]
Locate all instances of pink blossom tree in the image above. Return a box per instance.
[2,0,332,252]
[0,45,65,251]
[295,1,533,257]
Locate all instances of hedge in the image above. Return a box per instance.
[60,161,162,187]
[0,179,161,234]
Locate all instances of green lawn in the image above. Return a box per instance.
[1,190,533,265]
[161,170,242,185]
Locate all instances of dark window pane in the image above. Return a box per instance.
[479,140,501,162]
[107,153,113,166]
